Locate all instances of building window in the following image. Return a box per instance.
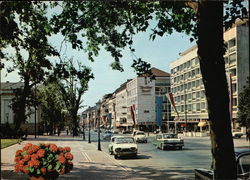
[196,80,200,87]
[195,57,199,65]
[196,103,200,111]
[192,92,196,99]
[230,68,236,76]
[233,98,237,106]
[232,83,237,93]
[201,102,206,109]
[144,110,150,113]
[229,53,236,64]
[192,104,196,112]
[224,56,228,64]
[196,91,200,98]
[228,38,236,48]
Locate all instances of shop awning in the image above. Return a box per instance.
[198,121,207,127]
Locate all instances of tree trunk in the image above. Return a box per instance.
[14,79,30,131]
[197,2,236,179]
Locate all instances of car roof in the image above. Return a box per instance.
[161,133,177,135]
[235,148,250,156]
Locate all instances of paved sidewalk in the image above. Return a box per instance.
[1,135,147,180]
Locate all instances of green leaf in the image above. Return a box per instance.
[37,169,41,174]
[55,162,61,170]
[30,168,34,173]
[48,165,53,170]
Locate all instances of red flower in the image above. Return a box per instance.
[27,149,33,155]
[28,159,40,168]
[37,149,45,158]
[14,164,20,172]
[58,155,66,164]
[31,145,40,153]
[64,152,73,160]
[58,147,64,152]
[23,143,32,151]
[49,144,58,153]
[64,147,71,152]
[23,155,31,162]
[14,156,22,163]
[33,160,40,168]
[19,160,25,165]
[15,150,23,156]
[40,168,47,175]
[22,165,29,174]
[31,154,39,160]
[28,160,34,167]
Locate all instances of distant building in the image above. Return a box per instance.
[82,67,172,132]
[126,67,171,131]
[0,81,42,134]
[170,20,249,132]
[114,80,131,130]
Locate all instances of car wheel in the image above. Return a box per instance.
[114,155,118,159]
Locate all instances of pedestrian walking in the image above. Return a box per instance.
[66,129,69,135]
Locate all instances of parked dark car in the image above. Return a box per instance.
[194,149,250,179]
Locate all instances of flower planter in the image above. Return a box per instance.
[14,143,73,179]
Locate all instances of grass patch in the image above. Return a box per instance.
[1,139,21,149]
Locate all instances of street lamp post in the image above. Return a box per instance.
[88,113,91,143]
[82,122,85,140]
[96,101,101,151]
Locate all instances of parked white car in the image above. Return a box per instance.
[108,136,138,159]
[133,131,147,143]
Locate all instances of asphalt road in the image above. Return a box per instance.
[88,130,249,180]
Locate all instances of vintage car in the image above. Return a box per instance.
[133,131,147,143]
[195,149,250,179]
[108,136,138,159]
[232,129,244,138]
[102,130,113,140]
[154,133,184,150]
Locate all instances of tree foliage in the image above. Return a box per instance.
[54,59,94,136]
[38,81,65,135]
[1,2,59,131]
[237,77,250,129]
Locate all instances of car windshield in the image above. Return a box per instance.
[163,134,177,138]
[115,138,134,144]
[136,132,145,135]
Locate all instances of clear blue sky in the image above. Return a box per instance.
[1,25,195,112]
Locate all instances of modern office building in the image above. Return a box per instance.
[126,67,171,131]
[170,20,249,132]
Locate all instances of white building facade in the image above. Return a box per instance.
[170,20,249,132]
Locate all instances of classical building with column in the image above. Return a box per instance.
[1,81,42,134]
[170,20,249,133]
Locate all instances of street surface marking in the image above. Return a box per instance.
[81,152,92,162]
[102,152,132,172]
